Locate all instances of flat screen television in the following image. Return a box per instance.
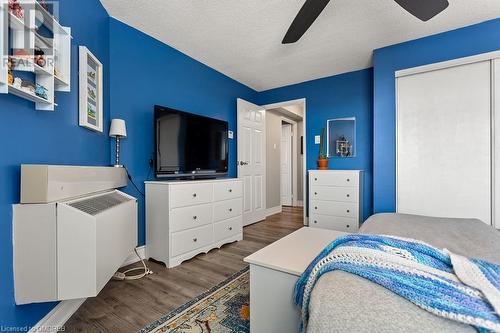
[155,105,229,179]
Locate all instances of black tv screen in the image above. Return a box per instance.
[155,105,228,178]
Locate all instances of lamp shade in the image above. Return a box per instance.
[109,119,127,138]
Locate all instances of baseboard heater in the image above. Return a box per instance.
[13,165,137,305]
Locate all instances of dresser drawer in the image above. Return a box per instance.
[309,171,359,187]
[310,214,359,232]
[171,224,213,257]
[214,181,243,201]
[214,216,242,243]
[213,198,242,222]
[170,204,212,232]
[310,200,358,219]
[310,186,358,202]
[170,183,213,208]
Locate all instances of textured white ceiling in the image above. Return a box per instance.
[100,0,500,91]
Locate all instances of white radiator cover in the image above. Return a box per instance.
[13,190,137,304]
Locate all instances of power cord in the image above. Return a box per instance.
[124,167,145,197]
[113,248,153,281]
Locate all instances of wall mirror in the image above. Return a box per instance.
[327,117,356,158]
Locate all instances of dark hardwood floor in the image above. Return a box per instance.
[64,206,304,332]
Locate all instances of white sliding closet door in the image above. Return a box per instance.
[397,61,492,225]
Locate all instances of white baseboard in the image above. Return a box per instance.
[122,245,147,267]
[29,298,86,333]
[265,205,282,217]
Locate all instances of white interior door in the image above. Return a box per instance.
[281,123,292,206]
[397,61,492,225]
[237,98,267,226]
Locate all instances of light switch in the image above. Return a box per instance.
[315,135,321,144]
[228,130,234,139]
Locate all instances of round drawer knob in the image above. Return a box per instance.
[229,189,232,192]
[314,192,317,195]
[229,208,233,212]
[314,220,317,224]
[229,227,233,231]
[193,193,197,198]
[314,178,318,181]
[193,216,197,220]
[347,179,350,182]
[346,225,350,228]
[193,238,198,242]
[346,194,350,197]
[347,210,350,213]
[315,206,318,210]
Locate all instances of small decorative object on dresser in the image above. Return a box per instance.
[79,46,103,132]
[317,128,329,170]
[145,178,243,268]
[309,170,363,232]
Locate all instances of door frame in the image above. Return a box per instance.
[281,118,298,207]
[262,98,307,225]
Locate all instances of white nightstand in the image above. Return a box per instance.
[244,227,347,333]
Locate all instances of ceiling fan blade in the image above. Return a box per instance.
[394,0,449,21]
[282,0,331,44]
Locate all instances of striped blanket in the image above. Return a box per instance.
[293,234,500,332]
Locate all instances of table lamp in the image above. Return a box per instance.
[109,119,127,167]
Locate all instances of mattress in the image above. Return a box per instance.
[306,213,500,333]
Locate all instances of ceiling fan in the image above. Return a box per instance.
[282,0,450,44]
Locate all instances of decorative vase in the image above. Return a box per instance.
[317,158,329,170]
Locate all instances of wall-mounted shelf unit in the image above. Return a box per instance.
[0,0,71,110]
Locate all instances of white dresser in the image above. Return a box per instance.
[309,170,363,232]
[145,178,243,268]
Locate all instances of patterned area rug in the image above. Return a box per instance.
[139,267,250,333]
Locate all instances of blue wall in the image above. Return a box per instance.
[373,18,500,213]
[258,69,374,220]
[109,19,258,246]
[0,0,111,328]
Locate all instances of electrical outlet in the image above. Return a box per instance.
[228,130,234,139]
[315,135,321,144]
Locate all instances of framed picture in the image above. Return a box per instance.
[79,46,103,132]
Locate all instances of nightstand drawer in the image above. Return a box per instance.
[309,171,359,187]
[170,183,213,208]
[310,214,359,232]
[310,186,358,202]
[214,181,243,201]
[171,224,213,257]
[310,200,358,219]
[170,204,212,232]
